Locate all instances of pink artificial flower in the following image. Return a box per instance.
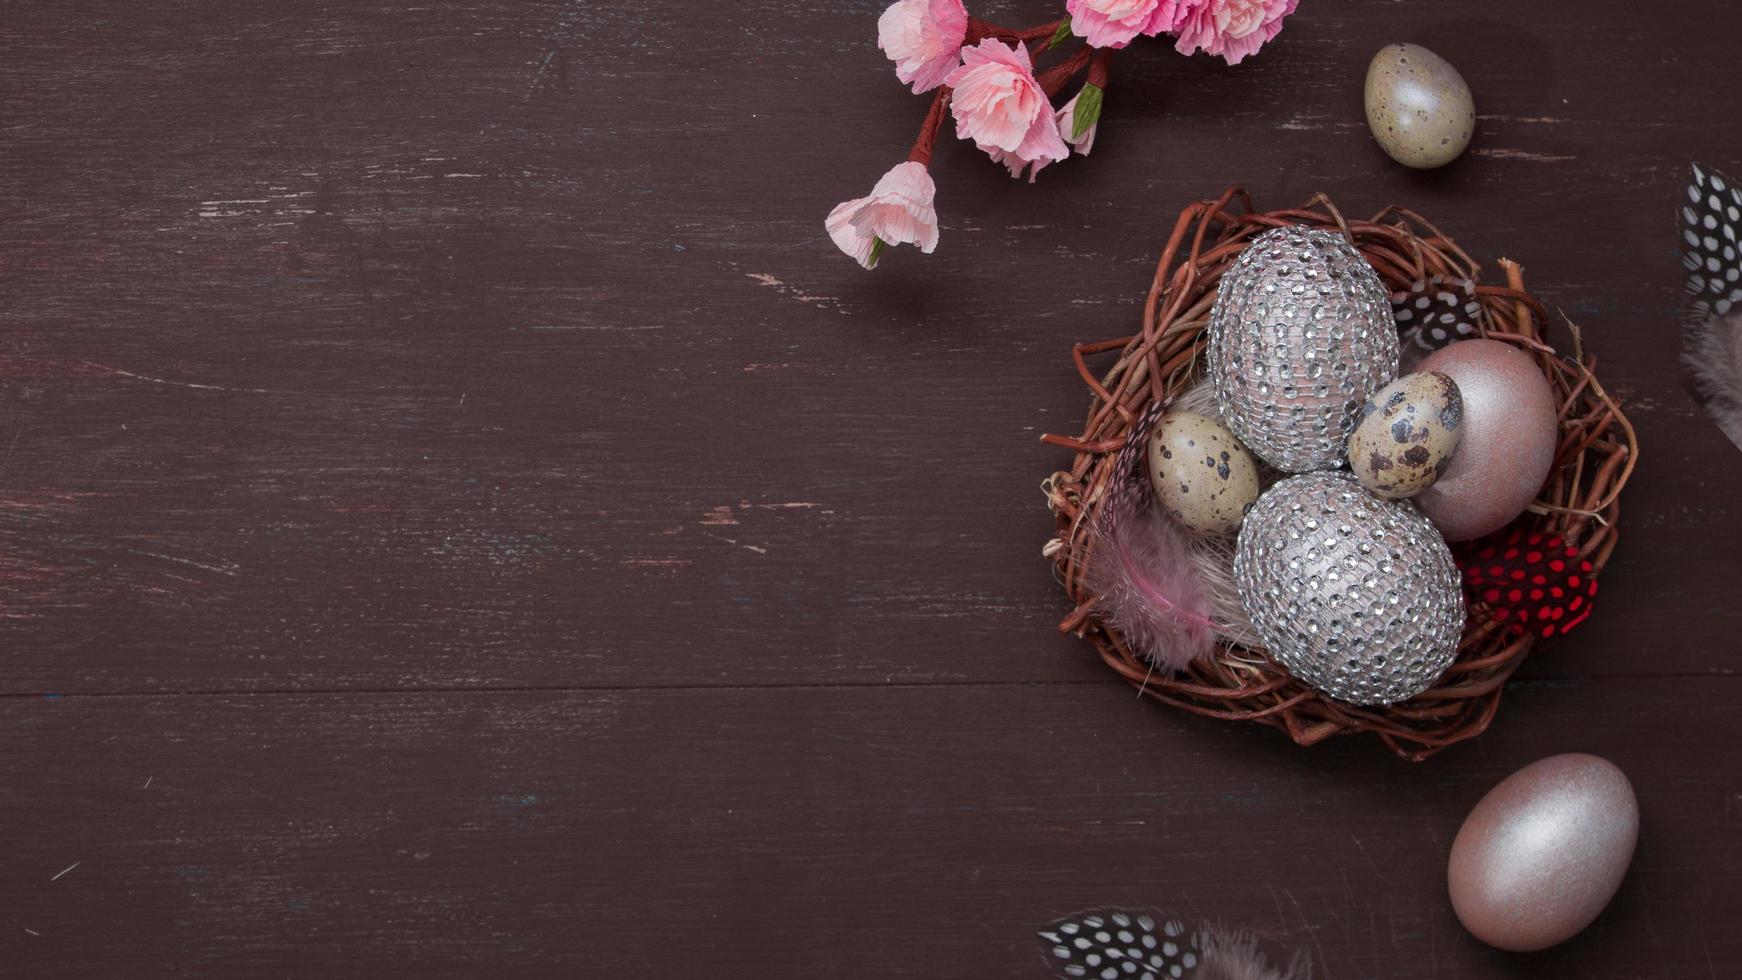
[983,140,1068,182]
[1055,92,1098,156]
[945,39,1070,177]
[1066,0,1181,49]
[825,161,940,269]
[877,0,969,94]
[1171,0,1298,65]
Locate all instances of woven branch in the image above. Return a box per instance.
[1042,189,1639,760]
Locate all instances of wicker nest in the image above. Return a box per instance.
[1042,189,1638,760]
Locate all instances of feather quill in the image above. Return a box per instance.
[1084,402,1218,671]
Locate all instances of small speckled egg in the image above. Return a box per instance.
[1147,412,1260,536]
[1347,371,1464,498]
[1365,43,1475,169]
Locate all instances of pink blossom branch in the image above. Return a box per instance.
[832,0,1302,267]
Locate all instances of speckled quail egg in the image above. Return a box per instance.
[1365,43,1475,169]
[1347,371,1464,498]
[1147,411,1261,535]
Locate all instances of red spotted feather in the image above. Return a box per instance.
[1456,528,1598,639]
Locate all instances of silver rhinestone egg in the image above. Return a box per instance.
[1209,226,1399,473]
[1234,471,1464,705]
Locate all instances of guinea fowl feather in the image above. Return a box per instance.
[1036,913,1309,980]
[1681,163,1742,450]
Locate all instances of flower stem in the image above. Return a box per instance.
[964,18,1014,44]
[1087,47,1113,90]
[1037,46,1096,97]
[966,16,1066,45]
[1019,17,1067,41]
[907,86,952,167]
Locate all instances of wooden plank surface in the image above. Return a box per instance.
[2,0,1740,975]
[4,680,1740,977]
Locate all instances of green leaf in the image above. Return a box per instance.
[1072,82,1104,141]
[868,236,886,268]
[1046,18,1072,51]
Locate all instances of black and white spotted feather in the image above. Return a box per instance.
[1683,164,1742,314]
[1391,276,1483,369]
[1038,911,1200,980]
[1682,164,1742,450]
[1038,911,1308,980]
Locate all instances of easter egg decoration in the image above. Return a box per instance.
[1234,471,1464,706]
[1364,43,1475,169]
[1346,371,1464,499]
[1414,339,1560,541]
[1146,411,1262,536]
[1449,754,1639,952]
[1208,227,1399,473]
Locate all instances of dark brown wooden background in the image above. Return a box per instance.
[3,0,1740,976]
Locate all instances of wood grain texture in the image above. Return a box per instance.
[3,680,1740,977]
[1,0,1739,975]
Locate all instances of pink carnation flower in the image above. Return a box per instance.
[825,161,940,269]
[1066,0,1181,49]
[1055,92,1098,156]
[877,0,969,94]
[1171,0,1298,65]
[946,39,1070,177]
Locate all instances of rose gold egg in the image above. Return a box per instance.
[1448,753,1638,952]
[1413,339,1558,540]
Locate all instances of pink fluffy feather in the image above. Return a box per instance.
[1086,492,1218,671]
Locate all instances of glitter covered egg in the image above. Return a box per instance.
[1208,227,1399,473]
[1234,471,1465,705]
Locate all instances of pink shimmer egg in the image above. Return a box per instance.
[1448,753,1638,952]
[1413,339,1558,540]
